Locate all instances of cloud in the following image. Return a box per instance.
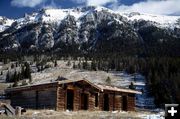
[72,0,117,6]
[86,0,117,6]
[11,0,47,8]
[116,0,180,15]
[42,0,60,9]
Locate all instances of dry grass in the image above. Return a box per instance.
[31,60,129,88]
[0,110,147,119]
[0,83,9,92]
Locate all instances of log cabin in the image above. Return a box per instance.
[5,78,141,111]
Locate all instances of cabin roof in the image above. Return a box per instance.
[97,84,142,94]
[57,78,102,91]
[5,79,141,94]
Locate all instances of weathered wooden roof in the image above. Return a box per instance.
[5,79,141,94]
[5,81,58,92]
[57,78,102,91]
[97,84,142,94]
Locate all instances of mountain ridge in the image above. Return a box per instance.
[1,6,180,32]
[0,6,180,57]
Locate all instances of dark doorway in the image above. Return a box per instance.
[95,93,98,107]
[35,91,39,109]
[81,93,88,110]
[103,94,109,111]
[122,96,127,111]
[67,90,74,110]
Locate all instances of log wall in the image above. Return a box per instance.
[98,92,135,111]
[109,94,114,111]
[57,85,97,111]
[127,94,135,111]
[88,93,95,111]
[10,88,57,109]
[99,93,104,110]
[37,89,57,109]
[114,95,122,111]
[73,88,80,111]
[11,90,36,108]
[56,87,66,111]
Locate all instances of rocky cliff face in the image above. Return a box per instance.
[0,6,180,56]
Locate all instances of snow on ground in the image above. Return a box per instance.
[30,60,142,89]
[28,60,138,91]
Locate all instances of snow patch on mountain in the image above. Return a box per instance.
[121,12,180,28]
[35,8,86,24]
[0,16,14,32]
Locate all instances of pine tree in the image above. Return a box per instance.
[78,60,82,69]
[24,62,31,81]
[17,72,21,81]
[13,70,18,82]
[40,64,44,72]
[73,62,76,69]
[110,59,115,70]
[54,60,58,67]
[37,66,41,72]
[11,63,15,69]
[106,76,111,85]
[6,71,10,82]
[29,74,32,83]
[66,60,71,66]
[21,65,25,79]
[129,82,135,90]
[91,60,97,71]
[97,60,101,70]
[16,62,18,67]
[12,78,18,87]
[3,58,10,64]
[82,61,88,69]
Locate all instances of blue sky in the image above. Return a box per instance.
[0,0,180,18]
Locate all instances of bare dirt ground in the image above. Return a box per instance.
[0,110,161,119]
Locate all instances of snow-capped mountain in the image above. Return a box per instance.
[0,16,14,32]
[0,6,180,56]
[1,6,180,32]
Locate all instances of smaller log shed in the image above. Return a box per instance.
[5,79,141,111]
